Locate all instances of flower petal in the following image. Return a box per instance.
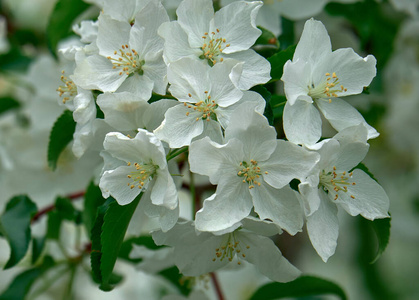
[283,99,322,146]
[306,191,339,262]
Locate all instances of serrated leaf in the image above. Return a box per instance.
[0,97,20,115]
[369,215,391,263]
[99,194,142,291]
[0,195,37,269]
[251,85,273,126]
[46,0,90,56]
[90,199,113,284]
[47,110,76,171]
[249,276,347,300]
[0,256,54,300]
[268,44,296,82]
[83,181,107,234]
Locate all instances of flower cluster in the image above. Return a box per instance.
[0,0,392,298]
[51,0,390,284]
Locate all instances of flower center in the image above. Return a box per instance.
[183,91,218,122]
[107,44,145,76]
[212,232,249,265]
[199,29,230,66]
[308,72,347,103]
[237,160,267,189]
[57,71,77,104]
[319,166,356,200]
[126,161,158,190]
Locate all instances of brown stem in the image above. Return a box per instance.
[31,191,85,223]
[210,272,225,300]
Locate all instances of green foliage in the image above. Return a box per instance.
[325,0,404,69]
[0,195,37,269]
[251,85,273,125]
[90,195,142,291]
[0,256,54,300]
[351,162,378,183]
[268,44,296,82]
[46,0,90,57]
[83,181,107,234]
[159,267,192,297]
[46,197,81,240]
[278,17,295,51]
[270,94,286,119]
[369,215,392,264]
[0,47,32,72]
[249,276,347,300]
[254,26,279,58]
[47,110,76,171]
[0,97,20,115]
[31,236,46,264]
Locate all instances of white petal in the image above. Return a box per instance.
[315,49,376,97]
[216,90,266,129]
[151,169,178,210]
[143,99,178,131]
[251,184,304,235]
[143,52,168,95]
[238,231,301,282]
[306,191,339,262]
[176,0,213,48]
[195,177,253,232]
[213,1,262,53]
[283,99,322,146]
[225,103,277,161]
[225,50,271,90]
[336,169,390,220]
[189,137,244,184]
[154,104,204,148]
[293,19,331,64]
[116,73,155,100]
[97,14,131,57]
[315,97,379,140]
[282,59,312,106]
[158,21,201,63]
[71,54,127,92]
[299,181,321,216]
[99,166,142,205]
[97,92,149,131]
[261,140,319,189]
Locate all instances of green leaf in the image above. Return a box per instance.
[83,181,107,234]
[254,26,279,58]
[249,276,347,300]
[0,256,54,300]
[270,94,286,119]
[31,236,46,264]
[0,195,37,269]
[325,0,404,69]
[0,97,20,115]
[46,0,90,56]
[278,17,295,51]
[90,195,142,291]
[55,197,78,221]
[369,215,391,263]
[46,211,62,240]
[251,85,273,126]
[268,44,296,82]
[47,110,76,171]
[0,47,32,72]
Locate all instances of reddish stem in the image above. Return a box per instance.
[31,191,85,223]
[210,272,225,300]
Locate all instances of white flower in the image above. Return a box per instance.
[99,129,178,210]
[299,125,390,262]
[154,57,265,148]
[71,1,169,98]
[152,219,301,282]
[281,19,378,146]
[158,0,270,90]
[189,103,319,233]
